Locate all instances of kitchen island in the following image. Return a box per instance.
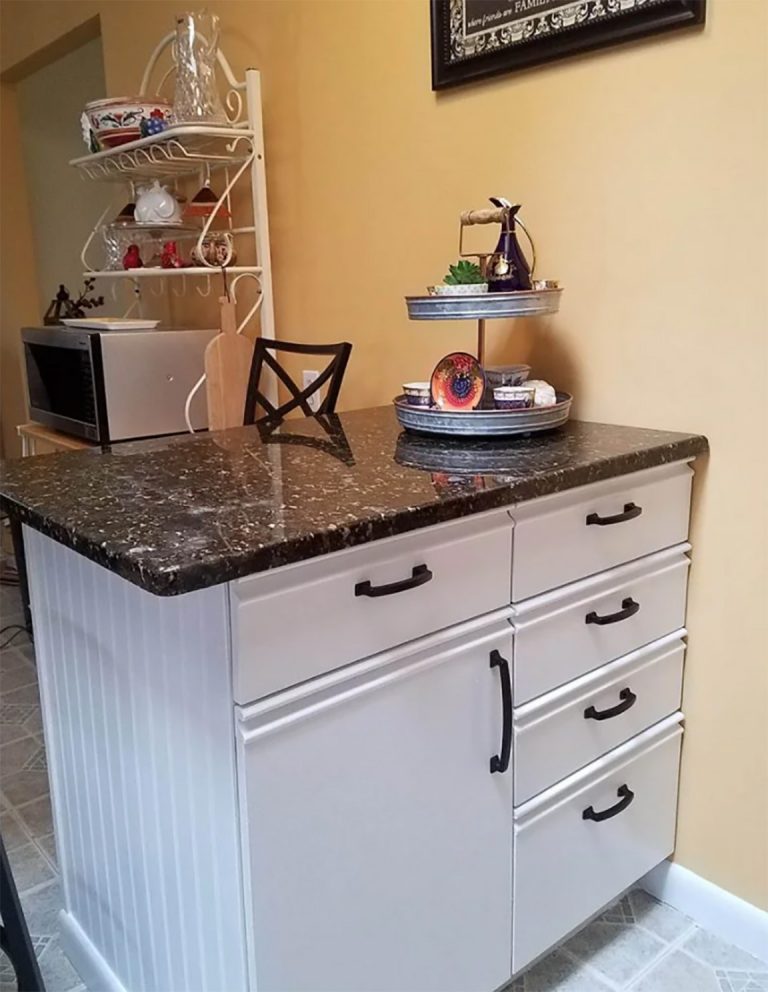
[0,406,708,992]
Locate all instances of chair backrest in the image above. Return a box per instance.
[243,337,352,426]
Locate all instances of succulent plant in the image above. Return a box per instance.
[443,260,485,285]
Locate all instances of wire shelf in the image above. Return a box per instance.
[70,126,255,182]
[84,266,263,279]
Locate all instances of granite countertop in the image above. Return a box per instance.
[0,406,708,596]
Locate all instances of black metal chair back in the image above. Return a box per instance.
[243,338,352,426]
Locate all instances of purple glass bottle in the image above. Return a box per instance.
[487,197,533,293]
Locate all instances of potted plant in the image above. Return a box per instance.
[430,259,488,296]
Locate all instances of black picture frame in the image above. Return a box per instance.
[431,0,706,90]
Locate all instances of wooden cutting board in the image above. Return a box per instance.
[205,296,254,431]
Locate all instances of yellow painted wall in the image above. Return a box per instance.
[16,36,110,315]
[0,81,40,459]
[1,0,766,909]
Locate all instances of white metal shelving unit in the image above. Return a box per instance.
[70,34,275,344]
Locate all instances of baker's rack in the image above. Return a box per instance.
[69,32,274,343]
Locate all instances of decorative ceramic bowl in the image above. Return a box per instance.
[493,385,536,410]
[428,283,489,297]
[402,382,431,407]
[84,97,173,149]
[485,364,532,389]
[430,352,485,411]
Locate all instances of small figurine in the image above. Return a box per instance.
[123,244,143,270]
[161,241,184,269]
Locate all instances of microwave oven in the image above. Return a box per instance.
[21,326,217,443]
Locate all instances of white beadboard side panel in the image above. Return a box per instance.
[24,528,247,992]
[59,910,128,992]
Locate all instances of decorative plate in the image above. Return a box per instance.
[430,352,485,411]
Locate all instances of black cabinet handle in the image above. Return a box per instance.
[584,687,637,721]
[585,597,640,626]
[586,502,643,526]
[354,564,433,598]
[489,649,512,775]
[582,784,635,822]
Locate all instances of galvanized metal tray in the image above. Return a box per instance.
[405,288,562,321]
[395,433,538,476]
[394,392,572,438]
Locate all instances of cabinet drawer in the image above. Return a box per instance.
[513,634,685,804]
[510,463,693,601]
[512,716,683,976]
[513,545,690,704]
[231,510,512,703]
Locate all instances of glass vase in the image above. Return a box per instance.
[173,11,227,125]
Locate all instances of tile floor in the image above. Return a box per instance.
[1,581,766,992]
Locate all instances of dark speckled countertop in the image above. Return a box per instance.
[0,406,707,596]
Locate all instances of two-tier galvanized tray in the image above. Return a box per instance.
[394,392,572,438]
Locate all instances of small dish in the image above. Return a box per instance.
[493,385,536,410]
[430,352,485,411]
[402,382,431,407]
[485,364,531,388]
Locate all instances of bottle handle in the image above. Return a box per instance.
[515,215,537,278]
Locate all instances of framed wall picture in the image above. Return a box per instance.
[430,0,706,89]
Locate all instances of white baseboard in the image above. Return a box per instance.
[58,910,127,992]
[641,860,768,964]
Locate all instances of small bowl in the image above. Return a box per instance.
[428,283,489,297]
[402,382,431,407]
[493,385,536,410]
[85,96,173,149]
[485,364,531,389]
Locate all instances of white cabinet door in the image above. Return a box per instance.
[237,622,514,992]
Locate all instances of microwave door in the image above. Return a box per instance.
[22,329,102,441]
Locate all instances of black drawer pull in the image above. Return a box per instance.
[585,597,640,626]
[354,564,433,598]
[489,649,512,775]
[583,784,635,822]
[584,687,637,721]
[586,502,643,526]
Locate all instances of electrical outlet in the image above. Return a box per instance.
[303,370,321,412]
